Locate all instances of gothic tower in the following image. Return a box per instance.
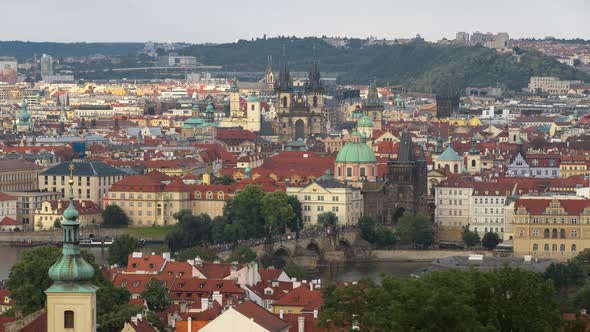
[467,131,481,174]
[306,59,324,135]
[363,81,384,130]
[45,163,97,332]
[265,56,275,90]
[229,79,243,117]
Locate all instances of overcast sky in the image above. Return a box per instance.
[2,0,588,43]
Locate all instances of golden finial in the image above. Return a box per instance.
[68,162,75,185]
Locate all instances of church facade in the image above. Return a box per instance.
[275,60,326,143]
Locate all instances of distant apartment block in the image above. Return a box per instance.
[158,54,197,67]
[455,32,511,50]
[0,57,17,84]
[528,76,583,95]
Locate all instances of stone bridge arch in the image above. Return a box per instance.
[305,241,321,256]
[273,246,291,258]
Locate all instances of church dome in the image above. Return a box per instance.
[246,91,259,103]
[184,118,205,125]
[357,115,374,128]
[336,131,377,163]
[48,254,95,282]
[205,103,215,112]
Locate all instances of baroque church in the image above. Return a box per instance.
[275,59,326,143]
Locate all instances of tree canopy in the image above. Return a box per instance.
[396,213,434,248]
[140,278,171,312]
[320,267,562,331]
[482,232,501,250]
[463,229,481,247]
[227,245,257,264]
[102,204,130,227]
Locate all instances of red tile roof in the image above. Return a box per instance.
[272,285,323,311]
[113,274,153,294]
[233,301,291,332]
[516,198,590,215]
[0,289,14,306]
[258,268,285,281]
[0,193,16,201]
[125,253,167,273]
[194,261,243,279]
[0,217,20,227]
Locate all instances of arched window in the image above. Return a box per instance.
[282,96,287,107]
[251,104,255,111]
[552,244,558,252]
[533,243,538,251]
[471,160,476,167]
[544,244,549,251]
[453,164,459,173]
[552,228,558,238]
[544,228,550,238]
[206,191,213,199]
[64,310,74,329]
[572,244,577,252]
[560,244,566,252]
[312,96,318,107]
[560,229,566,239]
[217,192,224,200]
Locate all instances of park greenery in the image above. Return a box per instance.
[358,216,396,247]
[102,204,130,227]
[140,278,171,312]
[482,232,501,250]
[320,267,563,331]
[6,245,139,332]
[462,229,481,247]
[165,186,301,252]
[396,213,434,248]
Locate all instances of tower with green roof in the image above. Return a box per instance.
[467,132,481,174]
[335,131,377,186]
[362,81,384,130]
[16,100,33,133]
[45,163,97,332]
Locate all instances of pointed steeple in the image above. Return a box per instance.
[365,81,381,107]
[230,78,239,93]
[47,162,95,283]
[276,46,292,92]
[435,135,443,154]
[306,49,322,93]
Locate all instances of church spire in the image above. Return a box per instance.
[47,162,95,283]
[469,131,480,155]
[277,46,292,92]
[306,46,322,93]
[365,81,381,107]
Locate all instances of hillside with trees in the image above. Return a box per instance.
[0,41,144,60]
[180,37,590,92]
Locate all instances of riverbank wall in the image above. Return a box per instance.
[0,228,129,244]
[367,249,494,262]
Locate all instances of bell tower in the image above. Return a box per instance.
[45,163,97,332]
[229,79,243,117]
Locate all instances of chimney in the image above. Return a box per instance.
[212,291,222,305]
[279,310,284,319]
[298,316,305,332]
[187,317,192,332]
[201,297,209,309]
[313,310,318,319]
[309,282,313,291]
[195,256,203,266]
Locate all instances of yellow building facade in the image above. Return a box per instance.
[512,197,590,260]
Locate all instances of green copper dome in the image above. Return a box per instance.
[184,118,205,125]
[336,132,377,164]
[205,102,215,113]
[246,91,259,102]
[437,146,463,161]
[357,115,374,128]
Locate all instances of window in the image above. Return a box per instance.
[332,206,339,212]
[317,206,324,212]
[346,168,352,177]
[544,244,550,251]
[332,196,339,202]
[573,244,577,252]
[571,230,578,238]
[64,310,74,329]
[533,244,538,251]
[560,244,566,252]
[317,196,324,201]
[552,244,558,252]
[518,230,524,237]
[304,195,311,201]
[532,229,539,237]
[303,205,310,211]
[544,228,550,238]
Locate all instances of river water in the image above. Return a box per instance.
[0,246,430,282]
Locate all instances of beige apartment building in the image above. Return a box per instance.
[39,161,127,206]
[5,191,60,227]
[105,175,192,226]
[513,196,590,260]
[0,159,43,192]
[528,76,582,95]
[287,175,363,226]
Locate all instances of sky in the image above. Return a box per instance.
[1,0,588,43]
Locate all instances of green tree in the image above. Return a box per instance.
[53,218,62,229]
[214,175,235,185]
[165,211,213,252]
[286,196,302,234]
[102,204,130,227]
[462,229,480,247]
[283,260,306,281]
[176,246,219,262]
[7,245,61,314]
[261,190,295,236]
[223,185,266,240]
[140,278,171,312]
[544,261,587,293]
[320,267,561,331]
[359,216,377,243]
[107,234,137,266]
[481,232,501,250]
[572,249,590,274]
[97,304,142,332]
[396,214,434,248]
[227,245,257,264]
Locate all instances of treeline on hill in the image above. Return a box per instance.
[0,41,144,60]
[179,37,590,92]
